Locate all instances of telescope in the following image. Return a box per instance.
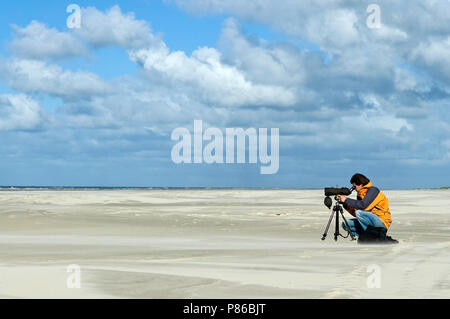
[321,186,356,241]
[324,187,353,197]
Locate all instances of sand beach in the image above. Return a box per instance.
[0,189,448,298]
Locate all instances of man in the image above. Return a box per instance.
[336,173,392,237]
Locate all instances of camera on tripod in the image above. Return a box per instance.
[321,186,356,241]
[323,187,354,209]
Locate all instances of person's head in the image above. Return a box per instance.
[350,173,370,192]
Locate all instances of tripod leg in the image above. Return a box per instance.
[334,206,339,241]
[340,207,356,240]
[321,208,335,240]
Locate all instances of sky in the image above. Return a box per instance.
[0,0,449,189]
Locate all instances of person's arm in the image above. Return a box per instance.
[344,187,380,210]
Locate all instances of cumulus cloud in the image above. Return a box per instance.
[0,94,46,131]
[343,97,413,133]
[172,0,449,67]
[1,59,111,101]
[218,18,305,87]
[394,68,418,92]
[77,5,160,49]
[129,43,297,108]
[305,8,360,52]
[173,1,365,51]
[10,21,87,60]
[411,37,450,81]
[8,5,161,62]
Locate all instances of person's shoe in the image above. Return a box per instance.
[358,226,398,244]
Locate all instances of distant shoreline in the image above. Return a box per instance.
[1,186,449,191]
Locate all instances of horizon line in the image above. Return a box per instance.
[1,185,449,191]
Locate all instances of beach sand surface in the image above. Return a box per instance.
[0,189,449,298]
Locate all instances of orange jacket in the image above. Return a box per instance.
[344,182,392,229]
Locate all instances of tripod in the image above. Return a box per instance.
[321,197,356,241]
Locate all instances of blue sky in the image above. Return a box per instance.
[0,0,449,189]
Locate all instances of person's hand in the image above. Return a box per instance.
[337,195,347,203]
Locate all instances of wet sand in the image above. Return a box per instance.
[0,189,449,298]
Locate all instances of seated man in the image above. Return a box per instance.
[337,173,392,237]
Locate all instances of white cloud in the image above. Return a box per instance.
[394,68,418,92]
[10,21,87,60]
[370,24,408,42]
[219,18,304,87]
[172,0,448,59]
[173,1,364,50]
[129,44,297,108]
[0,94,46,131]
[411,37,450,80]
[1,59,110,101]
[8,5,162,61]
[343,95,413,133]
[305,9,359,52]
[77,5,160,49]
